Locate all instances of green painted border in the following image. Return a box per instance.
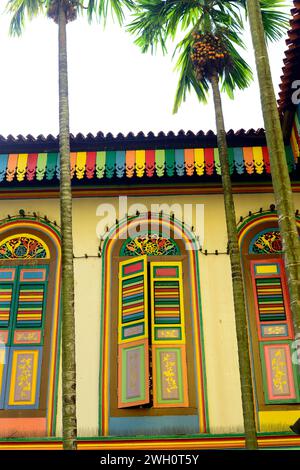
[153,267,179,278]
[121,343,146,404]
[98,232,111,435]
[154,347,185,405]
[194,250,210,432]
[122,322,144,341]
[0,216,62,435]
[154,327,182,341]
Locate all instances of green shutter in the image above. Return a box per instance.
[150,261,189,408]
[251,260,300,403]
[1,266,48,410]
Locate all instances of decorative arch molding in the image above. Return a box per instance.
[0,217,61,437]
[237,210,300,253]
[99,213,207,436]
[237,210,300,432]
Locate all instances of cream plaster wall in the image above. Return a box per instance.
[1,191,299,437]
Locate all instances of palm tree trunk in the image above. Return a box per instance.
[58,1,77,450]
[246,0,300,336]
[210,72,258,450]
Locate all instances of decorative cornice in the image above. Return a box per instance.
[0,145,298,185]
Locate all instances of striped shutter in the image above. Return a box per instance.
[0,268,16,409]
[118,256,150,408]
[251,260,300,403]
[150,262,189,407]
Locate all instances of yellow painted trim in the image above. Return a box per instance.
[255,264,279,274]
[258,410,300,432]
[104,219,207,434]
[0,233,50,259]
[0,221,61,436]
[8,349,39,406]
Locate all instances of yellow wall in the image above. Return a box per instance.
[1,191,299,437]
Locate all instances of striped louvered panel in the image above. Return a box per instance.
[154,281,181,324]
[118,256,149,408]
[121,275,145,323]
[0,285,13,328]
[16,285,44,328]
[255,277,286,322]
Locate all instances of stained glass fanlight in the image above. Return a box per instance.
[120,233,180,257]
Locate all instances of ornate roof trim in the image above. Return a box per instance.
[278,0,300,114]
[0,144,297,184]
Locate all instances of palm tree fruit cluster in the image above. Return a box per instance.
[47,0,77,23]
[191,32,230,81]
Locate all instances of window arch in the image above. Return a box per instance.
[99,214,207,436]
[239,212,300,429]
[0,218,61,437]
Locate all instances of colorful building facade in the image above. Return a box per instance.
[0,2,299,451]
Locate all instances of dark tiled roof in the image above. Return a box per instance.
[278,0,300,113]
[0,129,268,154]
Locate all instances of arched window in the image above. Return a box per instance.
[239,213,300,429]
[0,220,61,437]
[99,216,207,437]
[118,235,189,410]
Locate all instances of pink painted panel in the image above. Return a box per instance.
[263,343,296,400]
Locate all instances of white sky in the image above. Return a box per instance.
[0,1,293,138]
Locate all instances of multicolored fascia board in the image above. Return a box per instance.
[0,144,298,182]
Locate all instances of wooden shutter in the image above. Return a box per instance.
[4,266,47,409]
[0,268,16,409]
[118,256,150,408]
[150,261,189,407]
[251,260,300,403]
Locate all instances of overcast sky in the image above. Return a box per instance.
[0,1,293,138]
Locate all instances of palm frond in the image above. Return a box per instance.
[235,0,290,42]
[6,0,47,36]
[173,34,209,113]
[221,41,253,96]
[127,1,169,53]
[259,0,290,42]
[127,0,287,113]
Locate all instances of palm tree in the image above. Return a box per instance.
[6,0,133,450]
[128,0,289,449]
[243,0,300,340]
